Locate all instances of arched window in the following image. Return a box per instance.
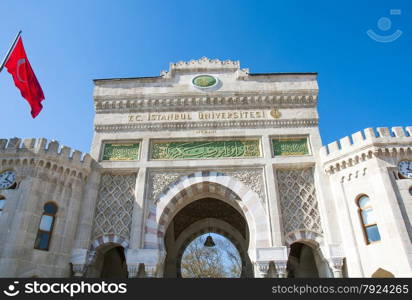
[34,202,58,251]
[357,195,381,244]
[0,195,5,214]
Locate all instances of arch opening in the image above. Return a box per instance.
[287,242,320,278]
[86,244,128,278]
[180,233,242,278]
[163,197,254,278]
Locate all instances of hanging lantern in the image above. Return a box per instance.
[204,235,215,247]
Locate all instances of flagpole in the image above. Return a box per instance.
[0,30,22,73]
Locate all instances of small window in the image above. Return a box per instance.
[0,195,5,214]
[357,195,381,244]
[34,202,58,251]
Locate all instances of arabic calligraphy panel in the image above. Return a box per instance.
[151,140,260,160]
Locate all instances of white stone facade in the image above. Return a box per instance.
[0,58,411,278]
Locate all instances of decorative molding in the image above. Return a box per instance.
[144,265,158,278]
[127,264,139,278]
[274,261,288,277]
[0,159,87,186]
[90,234,130,251]
[329,257,344,269]
[284,230,323,246]
[277,168,323,236]
[256,262,270,274]
[254,261,270,278]
[324,146,412,175]
[168,57,240,72]
[328,257,344,278]
[95,119,318,132]
[94,93,318,113]
[321,127,412,175]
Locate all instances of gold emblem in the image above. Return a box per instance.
[270,109,281,119]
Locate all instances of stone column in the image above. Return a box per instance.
[128,167,147,249]
[127,248,163,278]
[145,265,157,278]
[127,264,140,278]
[255,246,288,278]
[72,264,86,277]
[70,249,88,277]
[129,138,149,249]
[254,262,270,278]
[262,136,283,246]
[328,257,344,278]
[274,260,288,278]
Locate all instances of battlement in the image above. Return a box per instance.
[167,57,241,72]
[320,126,412,161]
[0,137,92,167]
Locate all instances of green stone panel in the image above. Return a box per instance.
[272,138,309,156]
[151,140,260,160]
[102,143,140,161]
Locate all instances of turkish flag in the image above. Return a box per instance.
[5,37,44,118]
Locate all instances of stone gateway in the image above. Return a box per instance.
[0,58,411,278]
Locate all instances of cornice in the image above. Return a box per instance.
[94,92,318,113]
[323,143,412,175]
[94,118,318,132]
[320,127,412,175]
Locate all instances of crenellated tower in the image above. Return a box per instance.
[0,138,97,277]
[320,127,412,277]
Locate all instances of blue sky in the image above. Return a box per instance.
[0,0,410,153]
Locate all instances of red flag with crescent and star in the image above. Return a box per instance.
[4,36,44,118]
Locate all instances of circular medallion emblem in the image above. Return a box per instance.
[270,109,281,119]
[192,75,218,88]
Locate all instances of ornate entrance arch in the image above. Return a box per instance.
[142,171,271,277]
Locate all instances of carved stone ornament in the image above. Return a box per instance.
[277,168,323,235]
[93,173,137,240]
[95,119,317,132]
[328,257,344,270]
[127,264,139,278]
[274,261,288,275]
[148,168,266,204]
